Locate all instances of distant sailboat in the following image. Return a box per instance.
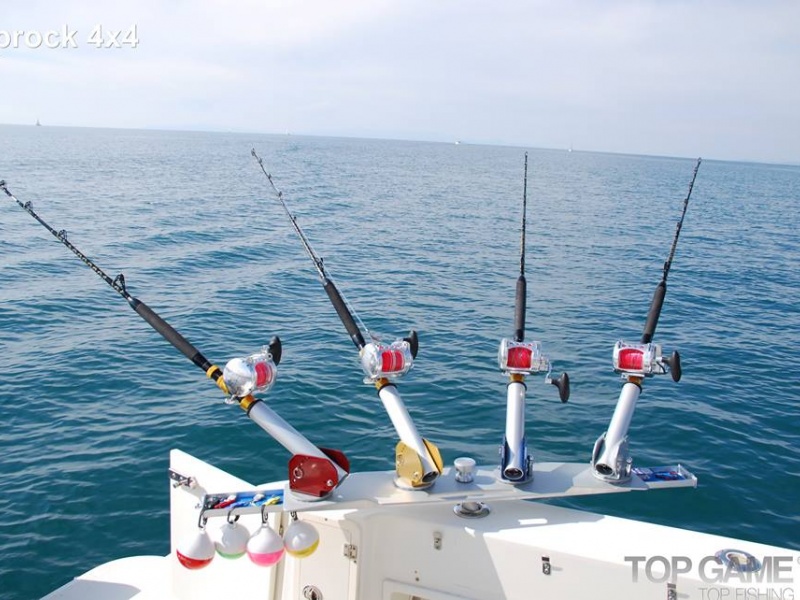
[36,119,41,127]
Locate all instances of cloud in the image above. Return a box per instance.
[1,0,798,163]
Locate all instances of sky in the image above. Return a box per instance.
[1,0,798,164]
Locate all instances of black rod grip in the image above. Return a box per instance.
[513,275,526,342]
[323,279,366,349]
[127,297,213,371]
[641,280,667,344]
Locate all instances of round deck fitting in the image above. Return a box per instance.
[453,501,490,518]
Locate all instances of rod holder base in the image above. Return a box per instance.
[590,433,632,484]
[498,441,534,485]
[495,463,534,485]
[394,439,443,489]
[289,453,347,499]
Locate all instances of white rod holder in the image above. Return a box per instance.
[378,384,439,481]
[591,381,641,483]
[247,401,348,482]
[501,380,530,482]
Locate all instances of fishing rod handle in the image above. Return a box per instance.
[641,280,666,344]
[513,275,527,343]
[323,279,366,349]
[127,296,213,372]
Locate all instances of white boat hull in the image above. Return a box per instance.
[43,450,799,599]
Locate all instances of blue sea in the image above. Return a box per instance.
[0,125,798,599]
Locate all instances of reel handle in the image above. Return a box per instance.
[664,350,681,382]
[550,372,570,403]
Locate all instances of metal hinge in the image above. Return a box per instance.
[343,544,358,561]
[542,556,551,575]
[168,468,197,489]
[667,583,677,600]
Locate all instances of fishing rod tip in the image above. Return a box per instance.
[251,148,264,164]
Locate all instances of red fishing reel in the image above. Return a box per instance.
[498,339,550,375]
[360,339,415,383]
[612,341,681,382]
[498,338,570,402]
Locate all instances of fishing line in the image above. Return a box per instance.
[663,157,702,284]
[2,182,127,295]
[0,179,273,388]
[250,149,373,347]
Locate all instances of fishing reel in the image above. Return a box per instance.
[498,339,549,374]
[612,341,681,382]
[360,331,418,384]
[498,339,570,402]
[221,338,282,402]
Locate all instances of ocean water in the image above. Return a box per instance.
[0,125,798,599]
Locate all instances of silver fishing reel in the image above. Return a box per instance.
[360,338,415,384]
[612,341,681,382]
[222,345,279,402]
[498,339,570,402]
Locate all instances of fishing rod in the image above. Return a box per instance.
[2,180,349,498]
[591,157,702,483]
[249,155,367,351]
[251,149,443,489]
[497,153,569,483]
